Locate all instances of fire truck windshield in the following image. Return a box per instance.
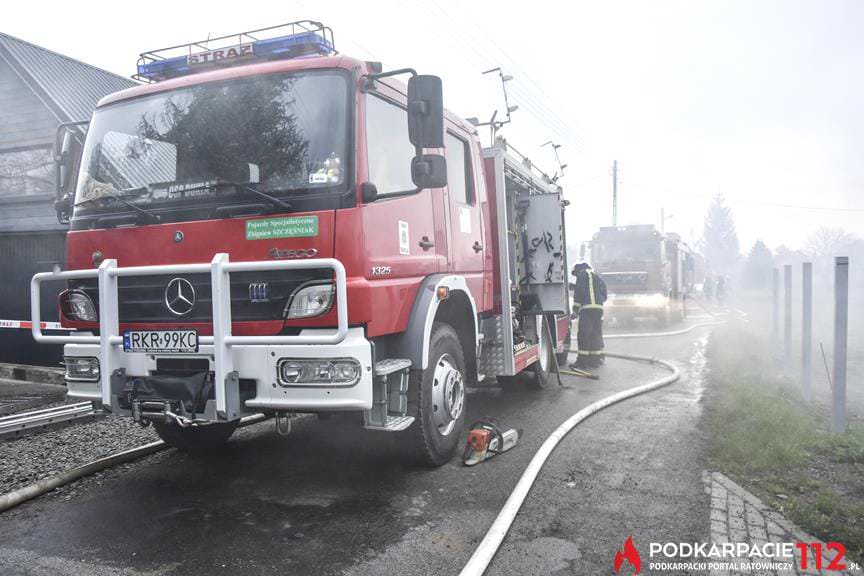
[73,70,349,221]
[594,239,661,263]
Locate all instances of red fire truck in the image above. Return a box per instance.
[590,225,695,326]
[32,22,571,466]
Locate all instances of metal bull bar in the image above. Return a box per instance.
[31,254,348,419]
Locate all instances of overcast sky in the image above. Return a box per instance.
[6,0,863,252]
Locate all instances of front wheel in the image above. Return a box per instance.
[154,420,238,453]
[402,323,467,467]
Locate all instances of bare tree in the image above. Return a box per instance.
[0,148,54,196]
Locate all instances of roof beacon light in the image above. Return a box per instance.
[135,21,336,83]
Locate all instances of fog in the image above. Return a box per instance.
[4,0,864,254]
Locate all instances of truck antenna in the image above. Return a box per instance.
[541,141,568,182]
[470,67,519,146]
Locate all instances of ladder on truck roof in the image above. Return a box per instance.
[484,138,563,197]
[133,21,336,83]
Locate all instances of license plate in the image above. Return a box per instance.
[123,329,199,353]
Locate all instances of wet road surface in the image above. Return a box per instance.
[0,319,716,575]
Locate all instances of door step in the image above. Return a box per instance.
[363,358,413,431]
[364,414,415,431]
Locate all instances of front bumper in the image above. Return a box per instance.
[64,327,373,418]
[605,293,670,315]
[32,253,355,422]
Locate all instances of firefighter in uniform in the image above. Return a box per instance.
[570,262,607,369]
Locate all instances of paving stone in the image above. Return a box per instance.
[730,516,747,531]
[705,471,856,576]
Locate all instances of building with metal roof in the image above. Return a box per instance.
[0,31,135,364]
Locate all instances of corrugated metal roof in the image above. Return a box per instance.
[0,31,135,123]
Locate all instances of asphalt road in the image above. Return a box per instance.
[0,318,716,576]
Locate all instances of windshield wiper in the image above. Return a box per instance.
[76,188,160,224]
[222,181,293,211]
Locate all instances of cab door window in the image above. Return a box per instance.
[444,132,474,205]
[365,95,415,195]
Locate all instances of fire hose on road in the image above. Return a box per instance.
[0,319,721,576]
[459,320,724,576]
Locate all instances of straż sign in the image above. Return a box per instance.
[188,44,254,66]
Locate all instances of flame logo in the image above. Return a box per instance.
[613,536,641,574]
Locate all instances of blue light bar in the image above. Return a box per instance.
[135,22,336,83]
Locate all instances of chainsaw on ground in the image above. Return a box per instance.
[462,419,520,466]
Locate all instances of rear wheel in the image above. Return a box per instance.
[656,307,671,328]
[528,316,556,390]
[154,420,238,453]
[402,323,467,467]
[556,318,572,366]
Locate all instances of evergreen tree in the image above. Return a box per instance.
[702,193,741,275]
[743,239,773,290]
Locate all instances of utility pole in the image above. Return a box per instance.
[612,160,618,226]
[660,207,665,233]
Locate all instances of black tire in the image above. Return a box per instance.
[528,316,556,390]
[656,308,670,328]
[556,320,572,366]
[402,322,467,467]
[153,420,238,453]
[496,374,522,392]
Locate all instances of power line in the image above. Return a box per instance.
[436,0,593,150]
[411,0,592,158]
[670,192,864,213]
[572,169,611,187]
[428,0,590,152]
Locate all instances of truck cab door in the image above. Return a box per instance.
[362,92,443,279]
[443,132,484,303]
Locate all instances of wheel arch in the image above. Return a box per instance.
[398,274,479,374]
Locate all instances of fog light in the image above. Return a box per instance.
[64,356,100,382]
[277,358,361,386]
[59,289,97,322]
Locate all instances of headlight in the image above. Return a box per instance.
[634,293,668,308]
[64,356,100,382]
[284,282,334,319]
[59,289,97,322]
[277,358,361,387]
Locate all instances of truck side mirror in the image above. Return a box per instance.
[53,121,88,224]
[360,181,378,203]
[411,154,447,189]
[407,75,444,149]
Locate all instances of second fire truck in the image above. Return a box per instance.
[589,224,695,326]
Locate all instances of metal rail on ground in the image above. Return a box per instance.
[0,413,268,513]
[0,402,98,439]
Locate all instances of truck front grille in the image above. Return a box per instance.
[71,269,332,323]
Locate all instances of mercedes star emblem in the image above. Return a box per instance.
[164,278,196,316]
[173,230,184,243]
